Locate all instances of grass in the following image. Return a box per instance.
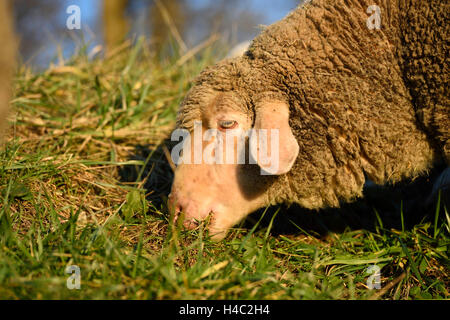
[0,39,448,300]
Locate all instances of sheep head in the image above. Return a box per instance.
[168,62,299,239]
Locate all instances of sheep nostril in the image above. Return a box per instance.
[183,218,199,230]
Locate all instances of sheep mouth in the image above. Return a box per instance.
[171,207,216,231]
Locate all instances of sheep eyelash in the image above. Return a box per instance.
[218,120,238,130]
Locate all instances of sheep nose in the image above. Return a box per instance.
[167,193,199,229]
[168,193,180,215]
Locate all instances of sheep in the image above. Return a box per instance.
[168,0,449,240]
[0,1,17,140]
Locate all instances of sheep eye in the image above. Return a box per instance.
[218,120,238,130]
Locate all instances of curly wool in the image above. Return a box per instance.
[176,0,448,210]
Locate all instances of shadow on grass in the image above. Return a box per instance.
[119,143,449,238]
[118,140,175,210]
[246,163,449,238]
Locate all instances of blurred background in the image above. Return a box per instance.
[11,0,301,69]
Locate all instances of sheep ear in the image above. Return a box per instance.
[250,100,299,175]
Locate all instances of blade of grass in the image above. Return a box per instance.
[433,190,441,239]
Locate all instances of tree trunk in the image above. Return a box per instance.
[103,0,129,52]
[0,0,17,139]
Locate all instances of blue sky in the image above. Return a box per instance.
[25,0,299,67]
[71,0,297,26]
[66,0,297,37]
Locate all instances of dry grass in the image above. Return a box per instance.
[0,39,448,300]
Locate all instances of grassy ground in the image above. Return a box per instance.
[0,39,448,300]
